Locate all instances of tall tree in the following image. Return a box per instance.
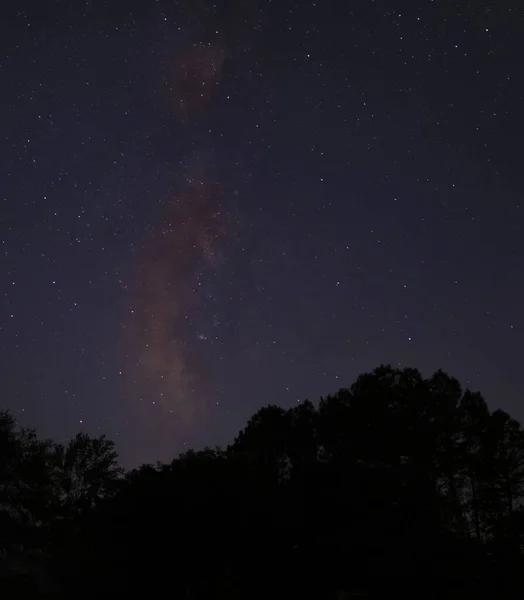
[458,390,491,540]
[56,433,122,516]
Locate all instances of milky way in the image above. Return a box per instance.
[2,1,523,467]
[125,174,229,426]
[122,7,240,450]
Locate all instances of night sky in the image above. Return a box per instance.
[1,0,523,467]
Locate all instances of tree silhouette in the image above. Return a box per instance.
[2,364,524,598]
[55,432,122,516]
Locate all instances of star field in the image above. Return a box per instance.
[1,0,523,466]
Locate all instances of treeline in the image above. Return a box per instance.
[2,364,524,598]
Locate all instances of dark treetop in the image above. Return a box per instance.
[2,365,524,598]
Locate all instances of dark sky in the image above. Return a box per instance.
[1,0,523,467]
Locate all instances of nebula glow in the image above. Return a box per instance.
[125,174,229,425]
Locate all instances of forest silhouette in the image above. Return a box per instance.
[2,364,524,598]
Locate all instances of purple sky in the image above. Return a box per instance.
[1,0,523,467]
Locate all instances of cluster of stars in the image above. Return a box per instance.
[0,1,522,466]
